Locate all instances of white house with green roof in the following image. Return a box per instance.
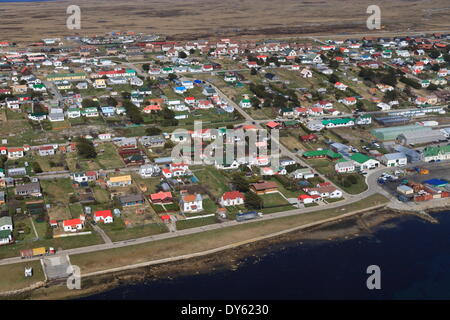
[350,153,380,170]
[32,83,46,92]
[322,118,355,128]
[239,98,252,108]
[81,107,99,117]
[67,108,81,118]
[422,145,450,162]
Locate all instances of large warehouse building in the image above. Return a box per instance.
[371,125,430,141]
[396,129,446,146]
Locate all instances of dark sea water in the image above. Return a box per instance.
[84,211,450,300]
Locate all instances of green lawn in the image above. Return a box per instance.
[0,232,104,260]
[261,192,291,207]
[41,178,75,203]
[176,216,218,230]
[193,167,230,199]
[100,218,169,242]
[305,159,368,195]
[95,143,124,169]
[93,186,111,204]
[0,260,45,292]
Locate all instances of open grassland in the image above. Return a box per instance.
[70,193,388,274]
[0,260,45,292]
[1,0,450,42]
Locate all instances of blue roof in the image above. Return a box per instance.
[101,106,115,112]
[423,179,448,186]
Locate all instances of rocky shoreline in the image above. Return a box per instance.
[8,203,449,300]
[18,206,418,300]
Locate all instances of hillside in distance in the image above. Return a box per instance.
[1,0,450,41]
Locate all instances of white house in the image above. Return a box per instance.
[381,153,407,167]
[335,160,356,173]
[180,193,203,213]
[63,216,85,233]
[220,191,245,207]
[93,210,114,224]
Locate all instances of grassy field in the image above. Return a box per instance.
[95,143,124,169]
[41,178,75,203]
[0,232,104,260]
[176,216,218,230]
[70,193,388,274]
[261,192,291,207]
[100,218,169,242]
[193,167,230,199]
[0,260,45,292]
[305,159,368,194]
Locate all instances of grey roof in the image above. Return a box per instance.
[383,152,406,161]
[119,193,143,203]
[0,216,12,227]
[335,160,355,168]
[15,182,41,194]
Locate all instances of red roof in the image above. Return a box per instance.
[298,194,313,200]
[150,191,173,201]
[160,215,171,221]
[94,210,113,219]
[266,121,280,129]
[222,191,244,201]
[63,218,82,227]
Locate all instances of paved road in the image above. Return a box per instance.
[3,156,448,267]
[0,176,385,266]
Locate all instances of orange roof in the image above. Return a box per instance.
[183,194,197,202]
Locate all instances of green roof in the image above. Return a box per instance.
[423,145,450,158]
[0,230,11,239]
[350,153,373,164]
[322,118,355,126]
[303,149,342,159]
[0,216,11,227]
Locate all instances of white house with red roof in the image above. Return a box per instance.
[94,210,114,224]
[63,216,85,232]
[196,100,213,109]
[180,193,203,213]
[7,147,24,159]
[297,194,318,205]
[220,191,245,207]
[247,61,258,68]
[341,97,357,106]
[37,145,55,156]
[143,105,162,114]
[162,163,190,179]
[334,82,348,91]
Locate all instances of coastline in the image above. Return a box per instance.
[6,201,449,300]
[16,206,422,300]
